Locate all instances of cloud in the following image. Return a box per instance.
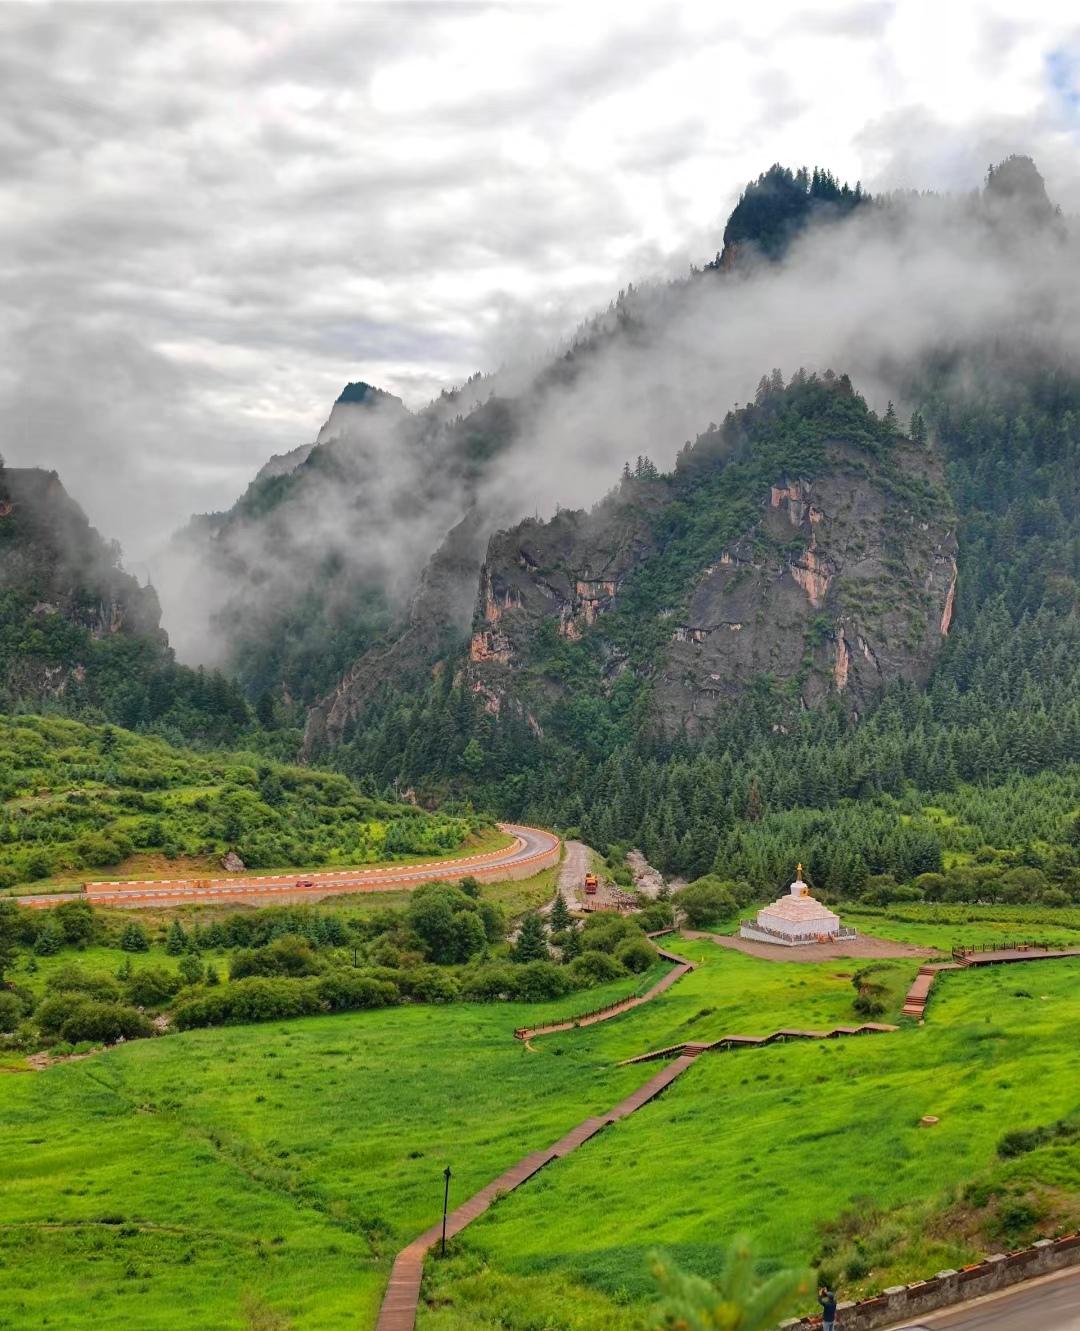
[0,0,1078,574]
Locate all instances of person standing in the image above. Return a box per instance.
[818,1285,838,1331]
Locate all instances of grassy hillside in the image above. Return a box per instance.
[3,914,1079,1329]
[0,714,478,892]
[427,956,1080,1330]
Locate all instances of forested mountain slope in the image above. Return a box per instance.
[0,464,251,745]
[329,362,1080,895]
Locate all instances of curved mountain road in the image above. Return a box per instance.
[15,823,561,910]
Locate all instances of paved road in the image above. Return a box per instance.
[886,1267,1080,1329]
[15,824,560,910]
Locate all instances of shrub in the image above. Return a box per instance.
[230,934,319,980]
[397,966,460,1003]
[506,961,572,1003]
[675,879,736,927]
[33,922,63,956]
[125,967,182,1008]
[460,964,518,1001]
[173,977,323,1029]
[567,950,625,988]
[45,965,122,1002]
[36,992,91,1036]
[58,1001,153,1045]
[579,915,640,954]
[0,990,23,1033]
[316,974,399,1011]
[54,900,97,944]
[615,938,657,974]
[638,902,675,932]
[177,955,205,986]
[997,1121,1078,1158]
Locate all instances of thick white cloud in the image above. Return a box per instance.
[0,1,1077,560]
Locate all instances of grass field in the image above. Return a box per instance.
[843,903,1080,950]
[420,955,1080,1329]
[3,909,1079,1330]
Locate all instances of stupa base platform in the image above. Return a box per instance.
[739,923,858,947]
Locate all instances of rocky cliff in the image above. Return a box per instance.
[464,378,956,733]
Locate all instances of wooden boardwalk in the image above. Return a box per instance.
[514,942,694,1041]
[902,945,1080,1019]
[619,1021,897,1065]
[374,1054,700,1331]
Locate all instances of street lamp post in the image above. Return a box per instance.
[441,1165,452,1256]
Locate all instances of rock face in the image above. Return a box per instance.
[465,434,956,733]
[468,488,664,675]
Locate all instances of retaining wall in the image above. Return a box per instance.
[780,1233,1080,1330]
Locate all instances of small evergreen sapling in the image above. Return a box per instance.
[549,892,572,933]
[512,912,549,963]
[165,920,188,955]
[120,922,150,953]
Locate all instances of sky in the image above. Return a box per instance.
[1,0,1079,567]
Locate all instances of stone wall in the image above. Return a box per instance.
[780,1233,1080,1330]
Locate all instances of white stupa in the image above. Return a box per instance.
[740,865,855,946]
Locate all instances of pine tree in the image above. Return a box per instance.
[165,920,188,955]
[512,912,549,963]
[549,892,572,933]
[33,921,62,956]
[120,922,150,953]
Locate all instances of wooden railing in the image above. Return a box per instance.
[952,939,1054,961]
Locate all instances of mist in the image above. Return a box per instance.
[155,157,1079,707]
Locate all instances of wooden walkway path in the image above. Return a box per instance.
[902,944,1080,1019]
[513,942,694,1041]
[375,1054,700,1331]
[618,1021,897,1065]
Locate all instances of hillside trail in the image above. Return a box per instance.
[507,839,594,943]
[557,840,591,908]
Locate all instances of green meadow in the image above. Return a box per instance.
[422,956,1080,1330]
[2,915,1079,1330]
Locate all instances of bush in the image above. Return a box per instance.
[567,950,625,988]
[177,955,205,986]
[230,934,319,980]
[36,992,92,1036]
[638,902,675,932]
[397,966,460,1003]
[316,974,399,1012]
[579,915,640,954]
[58,1001,153,1045]
[54,900,97,945]
[506,961,572,1003]
[45,965,121,1002]
[125,966,182,1008]
[33,922,63,956]
[615,937,657,974]
[676,879,736,927]
[174,977,322,1029]
[997,1121,1078,1158]
[460,964,518,1001]
[0,990,23,1033]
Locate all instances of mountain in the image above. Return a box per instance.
[163,378,525,711]
[0,463,251,742]
[464,375,955,733]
